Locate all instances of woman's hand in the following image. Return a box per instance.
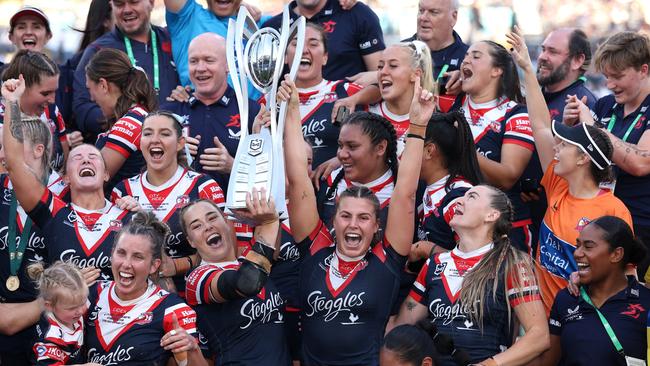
[252,104,271,134]
[277,75,299,107]
[114,195,141,212]
[1,75,26,103]
[409,76,436,128]
[311,157,341,190]
[159,254,177,278]
[563,95,593,126]
[161,313,198,356]
[232,187,278,226]
[331,95,358,123]
[67,131,84,148]
[506,25,533,73]
[79,266,101,287]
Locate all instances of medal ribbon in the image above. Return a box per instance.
[7,192,32,277]
[124,28,159,92]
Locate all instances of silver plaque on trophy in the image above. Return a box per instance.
[225,5,305,213]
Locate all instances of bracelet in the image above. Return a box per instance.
[173,256,192,275]
[410,122,427,127]
[406,133,425,140]
[428,243,437,257]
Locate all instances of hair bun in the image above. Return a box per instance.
[131,210,170,238]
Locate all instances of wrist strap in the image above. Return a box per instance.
[406,133,425,140]
[580,287,625,356]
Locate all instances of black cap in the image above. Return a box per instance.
[552,121,611,170]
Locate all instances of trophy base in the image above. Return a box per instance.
[226,131,273,210]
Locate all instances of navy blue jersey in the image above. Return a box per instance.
[185,261,290,366]
[85,281,198,365]
[543,78,597,124]
[269,218,303,309]
[28,190,133,280]
[298,221,406,365]
[95,104,148,191]
[73,26,178,135]
[402,30,468,84]
[0,102,68,172]
[549,277,650,365]
[33,313,84,366]
[417,176,473,250]
[318,168,394,234]
[160,87,260,191]
[263,0,385,81]
[593,93,650,227]
[298,80,362,167]
[112,167,225,292]
[454,96,534,225]
[410,245,540,366]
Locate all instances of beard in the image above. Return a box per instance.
[537,57,571,87]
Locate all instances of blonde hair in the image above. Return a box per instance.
[395,40,436,93]
[459,186,538,329]
[27,261,87,305]
[14,117,52,178]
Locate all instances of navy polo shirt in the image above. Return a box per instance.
[160,87,260,191]
[403,30,468,83]
[262,0,385,81]
[544,77,597,123]
[73,26,179,136]
[594,93,650,227]
[549,276,650,365]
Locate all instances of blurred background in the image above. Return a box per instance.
[0,0,649,96]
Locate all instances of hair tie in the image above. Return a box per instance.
[501,234,508,239]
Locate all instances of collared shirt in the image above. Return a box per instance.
[262,0,385,81]
[160,86,260,191]
[165,0,269,100]
[543,78,597,123]
[403,30,468,83]
[594,93,650,226]
[73,26,179,136]
[550,276,650,365]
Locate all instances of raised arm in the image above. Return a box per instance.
[385,77,434,256]
[507,26,556,170]
[281,76,320,242]
[1,75,47,212]
[164,0,188,13]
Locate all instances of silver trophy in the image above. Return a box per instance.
[225,5,305,213]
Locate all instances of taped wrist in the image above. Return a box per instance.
[244,240,275,273]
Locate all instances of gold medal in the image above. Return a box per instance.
[6,276,19,291]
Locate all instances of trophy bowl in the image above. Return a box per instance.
[244,28,281,94]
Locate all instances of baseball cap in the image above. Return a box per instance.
[552,120,611,170]
[10,6,51,34]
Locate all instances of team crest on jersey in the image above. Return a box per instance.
[322,20,336,33]
[135,312,153,325]
[575,217,590,231]
[109,220,122,230]
[176,195,190,208]
[226,114,241,128]
[66,210,78,225]
[433,262,447,276]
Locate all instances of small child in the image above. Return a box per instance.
[28,261,88,366]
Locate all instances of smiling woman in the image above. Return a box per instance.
[111,111,226,296]
[84,211,206,366]
[538,216,650,366]
[2,75,135,282]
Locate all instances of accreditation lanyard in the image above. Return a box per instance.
[7,192,32,277]
[580,287,625,356]
[606,107,643,143]
[124,29,159,92]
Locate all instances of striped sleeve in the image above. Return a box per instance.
[506,262,541,307]
[104,112,143,158]
[163,301,198,336]
[409,258,431,304]
[185,265,221,305]
[197,176,225,208]
[503,109,534,151]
